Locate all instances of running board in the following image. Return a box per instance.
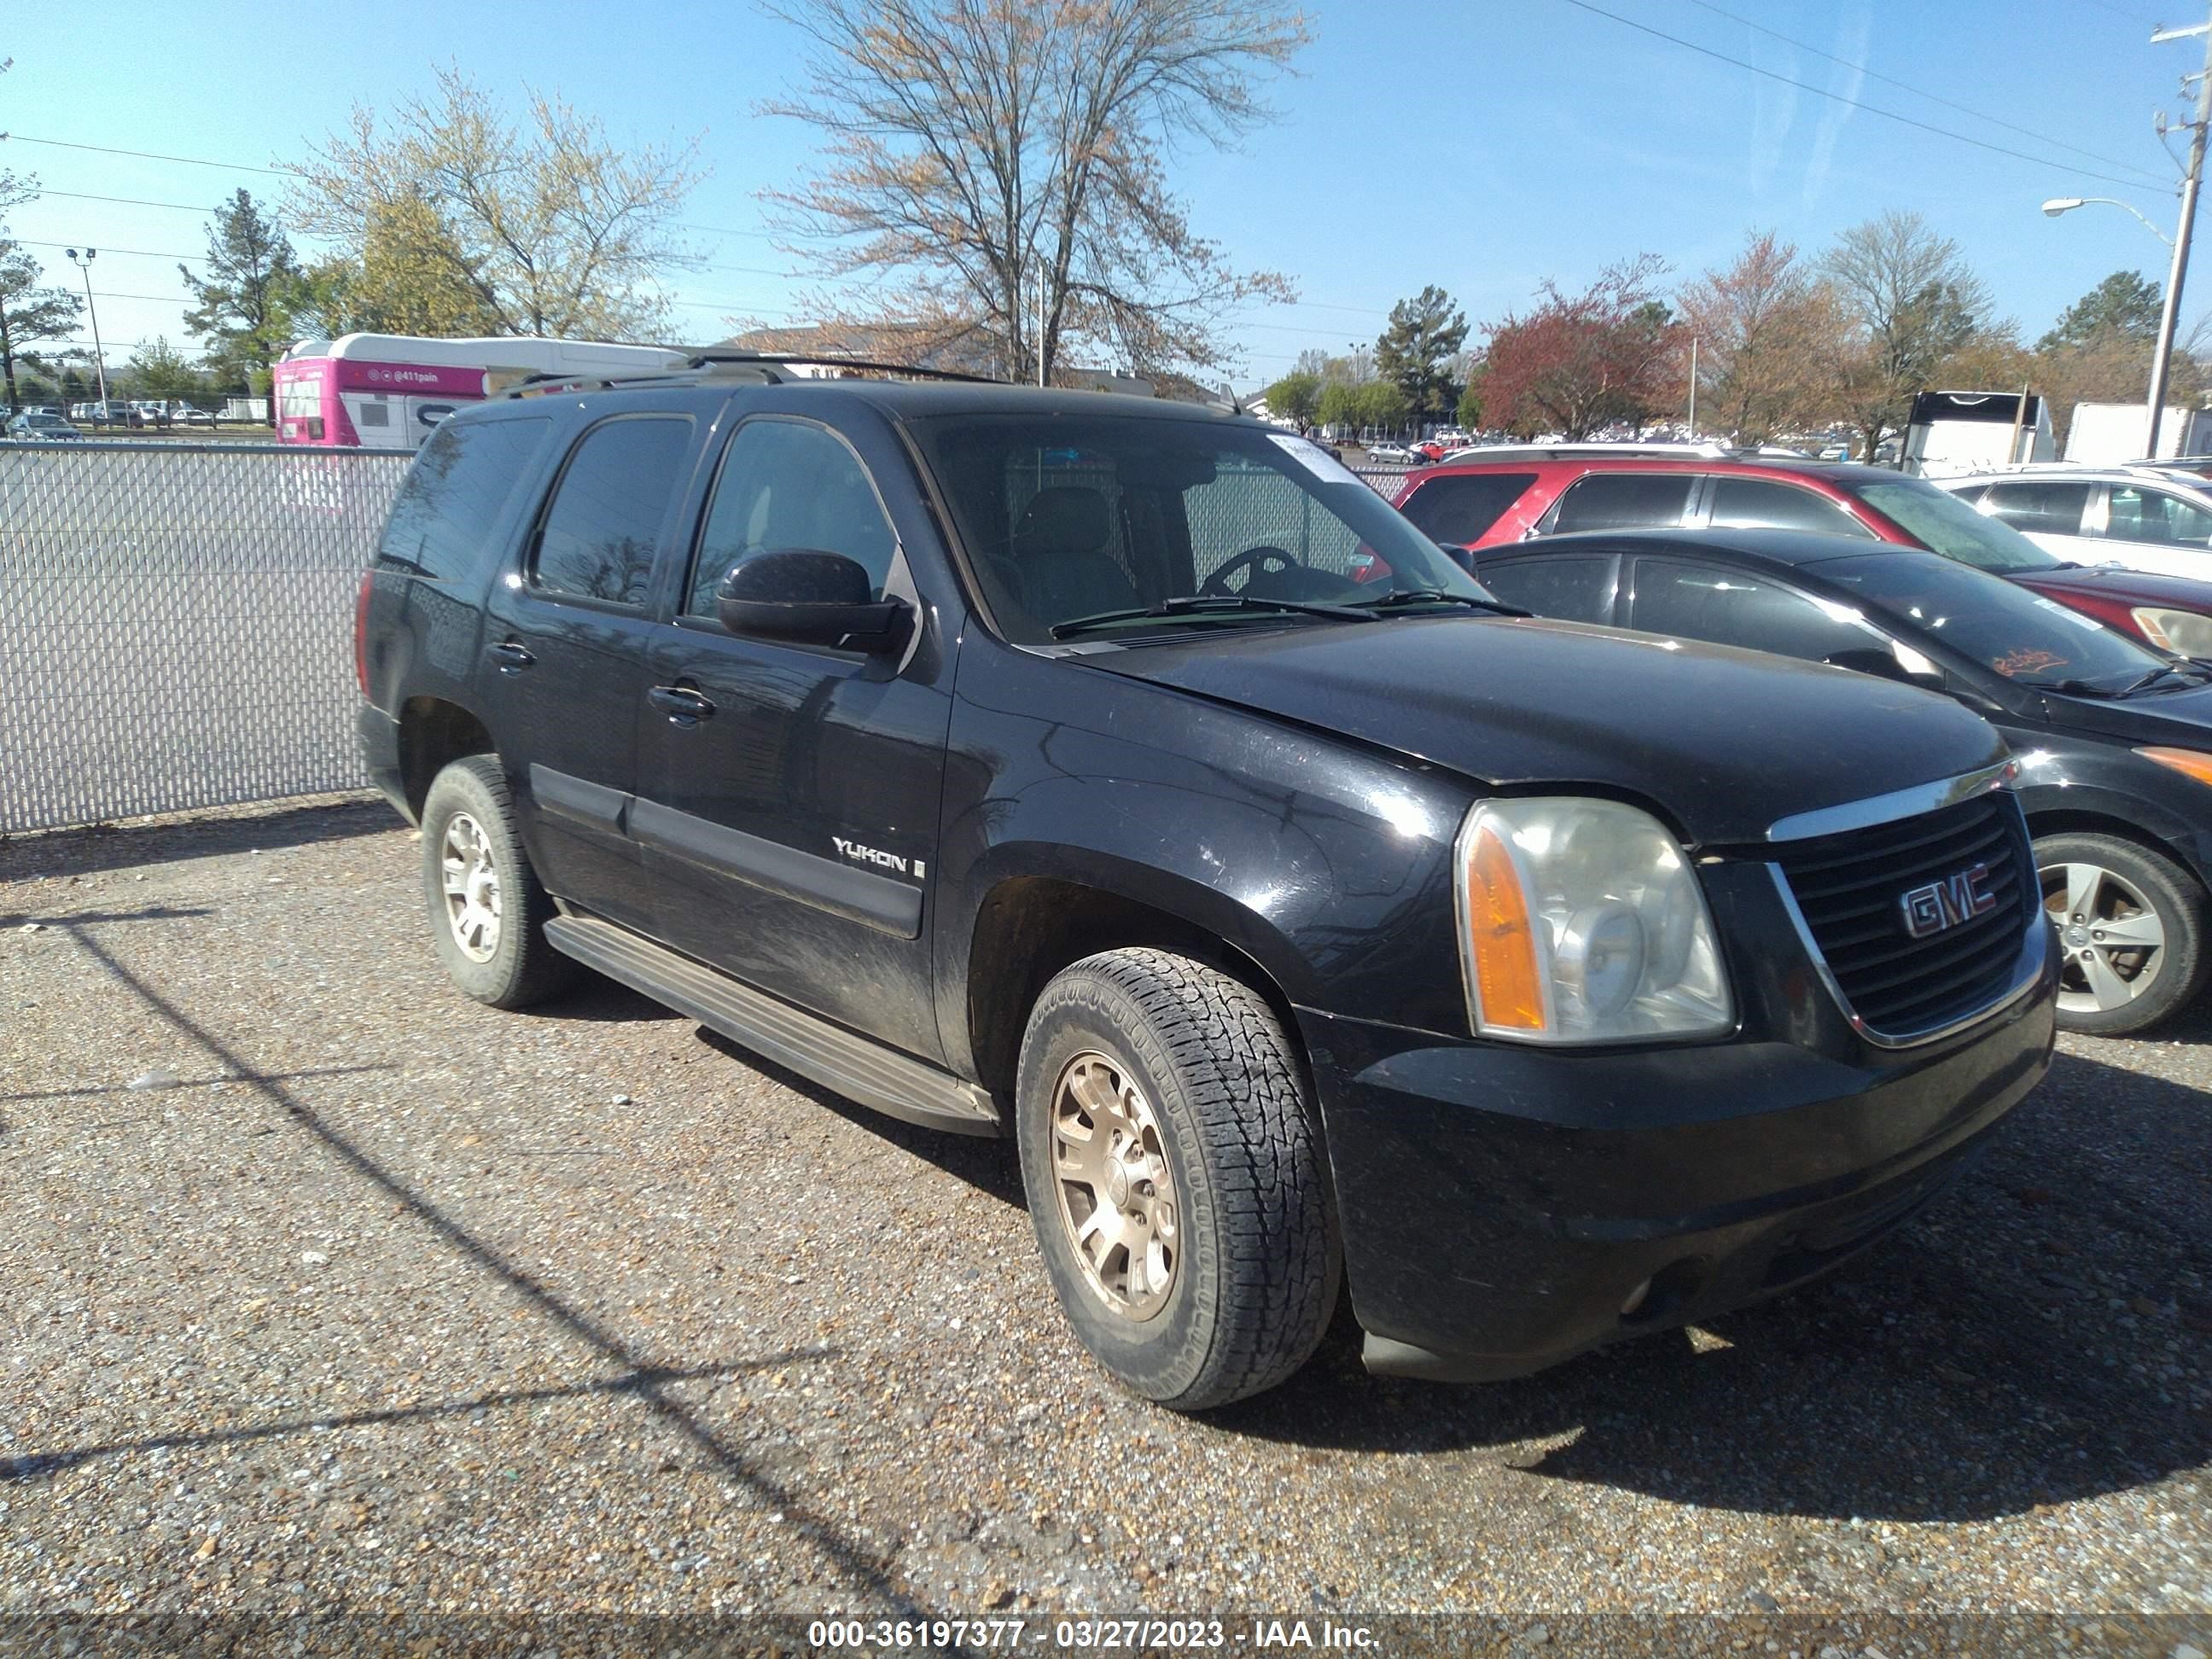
[544,915,1002,1138]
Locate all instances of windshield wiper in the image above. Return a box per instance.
[1352,586,1531,618]
[2120,661,2212,696]
[2017,676,2128,698]
[1049,594,1378,639]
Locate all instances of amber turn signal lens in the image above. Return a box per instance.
[1464,820,1549,1033]
[2137,746,2212,788]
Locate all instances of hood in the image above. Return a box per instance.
[1081,615,2010,846]
[2035,678,2212,748]
[2015,564,2212,608]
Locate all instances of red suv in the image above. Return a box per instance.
[1394,455,2212,655]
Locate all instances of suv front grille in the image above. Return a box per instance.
[1771,790,2037,1040]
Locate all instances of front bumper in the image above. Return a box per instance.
[1296,943,2057,1382]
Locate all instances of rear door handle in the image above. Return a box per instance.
[649,684,717,725]
[487,640,537,672]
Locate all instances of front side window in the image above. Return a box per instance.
[1476,555,1615,623]
[686,420,899,618]
[2105,485,2212,546]
[906,416,1489,643]
[1980,480,2093,537]
[1630,558,1881,662]
[1705,477,1874,538]
[1549,473,1697,533]
[531,416,694,607]
[1398,472,1539,544]
[376,416,552,582]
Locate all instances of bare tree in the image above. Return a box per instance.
[1677,231,1843,445]
[1820,210,1989,463]
[288,66,705,341]
[762,0,1307,383]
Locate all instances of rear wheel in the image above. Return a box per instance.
[1016,948,1339,1410]
[2036,830,2209,1036]
[419,755,578,1010]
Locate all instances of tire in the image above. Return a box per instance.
[1015,948,1340,1410]
[418,754,578,1010]
[2036,830,2209,1036]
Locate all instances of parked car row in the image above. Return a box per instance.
[56,399,218,428]
[356,364,2063,1410]
[1392,447,2212,1035]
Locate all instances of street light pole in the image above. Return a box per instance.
[2147,6,2212,457]
[63,247,108,408]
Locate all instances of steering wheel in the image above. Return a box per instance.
[1202,544,1302,597]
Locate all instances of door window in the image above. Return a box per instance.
[1549,473,1697,533]
[2105,484,2212,546]
[686,419,900,617]
[1476,556,1615,622]
[1705,477,1873,537]
[1397,472,1539,544]
[531,416,695,607]
[1631,558,1882,663]
[1979,480,2093,536]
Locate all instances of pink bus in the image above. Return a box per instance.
[271,334,686,448]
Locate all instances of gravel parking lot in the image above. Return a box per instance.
[3,796,2209,1640]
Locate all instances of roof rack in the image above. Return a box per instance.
[501,349,1006,399]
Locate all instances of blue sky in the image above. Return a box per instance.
[2,0,2196,391]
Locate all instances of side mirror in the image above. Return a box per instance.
[715,549,911,653]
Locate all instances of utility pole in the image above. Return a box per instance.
[2148,3,2212,458]
[64,248,109,408]
[1686,335,1698,437]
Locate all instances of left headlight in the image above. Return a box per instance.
[1455,797,1734,1045]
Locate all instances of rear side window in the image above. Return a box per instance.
[375,416,552,581]
[1399,473,1538,544]
[1550,473,1697,533]
[1980,480,2092,536]
[1631,557,1877,663]
[1706,478,1873,538]
[2105,485,2212,546]
[1476,556,1615,622]
[531,416,695,608]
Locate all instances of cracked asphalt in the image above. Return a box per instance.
[2,795,2209,1635]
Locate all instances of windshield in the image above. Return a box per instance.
[1848,477,2060,574]
[1813,549,2172,691]
[907,414,1493,643]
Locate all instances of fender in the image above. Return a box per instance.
[2009,735,2212,888]
[931,637,1477,1078]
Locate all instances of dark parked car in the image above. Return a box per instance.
[1474,527,2212,1034]
[1394,453,2212,657]
[355,361,2054,1406]
[6,411,84,441]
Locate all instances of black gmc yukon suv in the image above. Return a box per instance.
[356,360,2058,1409]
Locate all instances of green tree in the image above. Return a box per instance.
[0,240,84,410]
[127,337,207,403]
[1315,380,1358,432]
[1374,285,1468,426]
[1263,370,1321,425]
[2040,271,2162,351]
[180,190,302,393]
[1353,378,1408,433]
[1456,375,1483,433]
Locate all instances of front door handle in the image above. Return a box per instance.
[649,684,717,726]
[487,640,537,673]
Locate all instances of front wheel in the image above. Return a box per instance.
[1016,949,1340,1410]
[2037,831,2209,1036]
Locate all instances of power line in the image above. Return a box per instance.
[19,238,203,262]
[0,133,292,176]
[1554,0,2179,192]
[26,187,218,213]
[1680,0,2174,184]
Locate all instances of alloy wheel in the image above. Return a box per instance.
[440,812,503,963]
[2043,859,2165,1016]
[1049,1051,1180,1323]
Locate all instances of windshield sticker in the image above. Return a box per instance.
[1269,433,1364,488]
[2031,596,2108,632]
[1994,647,2066,679]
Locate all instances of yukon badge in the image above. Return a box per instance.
[833,836,924,880]
[1898,863,1997,940]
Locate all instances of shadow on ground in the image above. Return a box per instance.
[0,797,396,882]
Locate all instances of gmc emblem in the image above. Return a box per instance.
[1899,863,1999,940]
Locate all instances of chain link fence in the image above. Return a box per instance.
[0,444,1414,836]
[0,443,410,835]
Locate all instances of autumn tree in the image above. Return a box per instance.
[289,66,704,341]
[1479,256,1681,440]
[1819,210,1988,463]
[1262,370,1321,424]
[282,198,505,341]
[764,0,1306,384]
[0,239,84,410]
[179,191,302,394]
[1374,286,1468,425]
[1676,231,1845,445]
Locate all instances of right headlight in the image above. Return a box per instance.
[2130,606,2212,660]
[1455,797,1733,1045]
